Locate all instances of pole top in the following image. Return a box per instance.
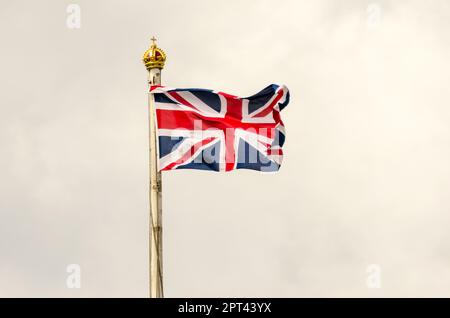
[150,36,157,47]
[143,36,166,71]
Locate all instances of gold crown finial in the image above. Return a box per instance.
[143,36,166,70]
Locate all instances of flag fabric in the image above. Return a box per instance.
[150,84,290,172]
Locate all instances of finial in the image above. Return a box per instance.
[150,36,157,47]
[143,37,166,70]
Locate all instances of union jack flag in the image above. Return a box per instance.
[150,84,289,172]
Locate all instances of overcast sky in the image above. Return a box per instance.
[1,0,450,297]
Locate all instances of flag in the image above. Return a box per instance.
[150,84,289,172]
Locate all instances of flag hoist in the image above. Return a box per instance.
[143,37,166,298]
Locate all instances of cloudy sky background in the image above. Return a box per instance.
[1,0,450,297]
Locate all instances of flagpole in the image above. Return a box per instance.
[143,37,166,298]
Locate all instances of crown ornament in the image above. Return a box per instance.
[143,37,166,70]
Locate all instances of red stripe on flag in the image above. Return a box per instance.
[156,109,278,131]
[167,91,200,112]
[252,89,284,118]
[150,85,163,92]
[267,148,283,155]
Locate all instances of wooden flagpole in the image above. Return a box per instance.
[143,37,166,298]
